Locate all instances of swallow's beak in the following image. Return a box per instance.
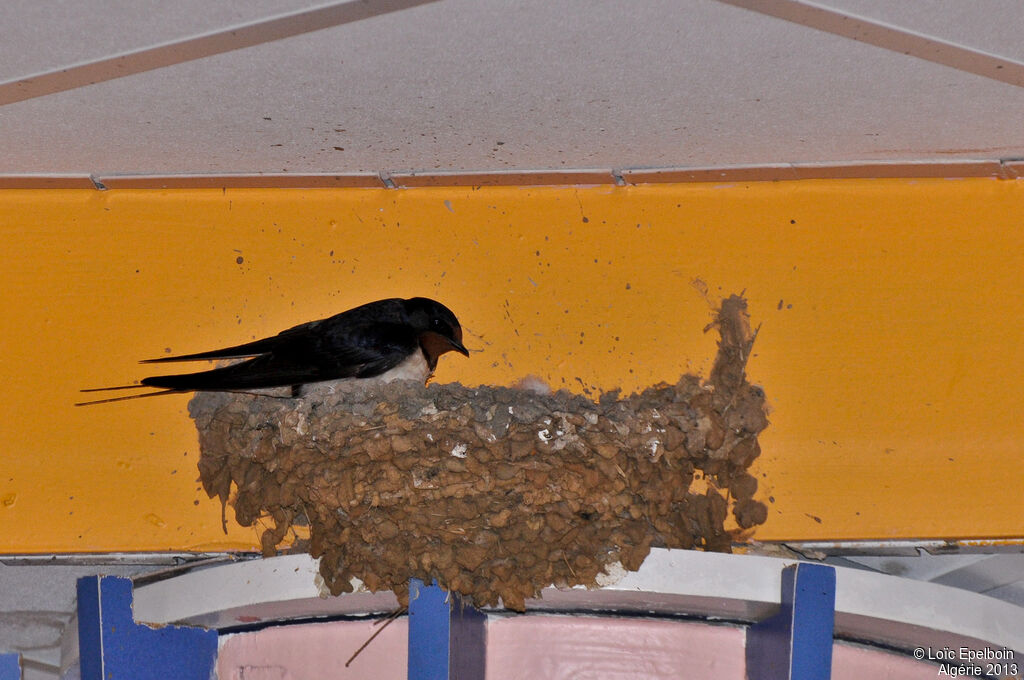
[449,337,470,357]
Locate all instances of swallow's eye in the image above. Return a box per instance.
[431,318,444,330]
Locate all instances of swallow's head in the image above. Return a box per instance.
[404,297,470,366]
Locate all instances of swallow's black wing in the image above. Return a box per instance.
[76,298,419,404]
[139,304,419,391]
[138,335,294,363]
[140,298,408,364]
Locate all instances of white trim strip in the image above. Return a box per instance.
[0,160,1019,190]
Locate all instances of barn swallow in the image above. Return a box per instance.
[76,297,468,406]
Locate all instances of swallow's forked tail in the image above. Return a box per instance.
[75,385,182,406]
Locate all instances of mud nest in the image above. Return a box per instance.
[190,295,769,610]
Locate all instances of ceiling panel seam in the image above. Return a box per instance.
[0,0,440,107]
[713,0,1024,89]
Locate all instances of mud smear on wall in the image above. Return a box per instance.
[190,295,768,610]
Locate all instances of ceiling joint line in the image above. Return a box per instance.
[0,0,441,107]
[713,0,1024,89]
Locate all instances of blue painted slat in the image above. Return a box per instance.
[0,654,20,680]
[787,564,836,680]
[407,579,486,680]
[75,577,103,680]
[408,579,452,680]
[746,563,837,680]
[77,575,217,680]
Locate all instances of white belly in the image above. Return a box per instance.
[370,350,431,384]
[288,350,431,398]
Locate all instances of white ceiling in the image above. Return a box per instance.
[1,0,1023,177]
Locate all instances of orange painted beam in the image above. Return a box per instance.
[0,179,1021,552]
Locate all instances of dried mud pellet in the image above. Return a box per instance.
[729,473,758,500]
[734,498,769,528]
[494,463,519,480]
